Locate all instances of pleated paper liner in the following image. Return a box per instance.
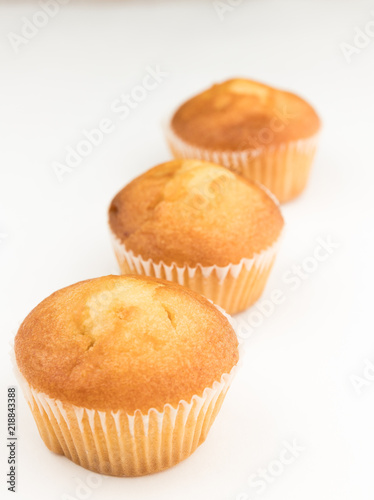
[13,349,238,477]
[110,231,282,315]
[165,124,319,203]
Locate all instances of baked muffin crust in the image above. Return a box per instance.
[15,275,238,413]
[170,78,321,151]
[109,159,284,267]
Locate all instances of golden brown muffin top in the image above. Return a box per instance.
[15,275,238,413]
[109,160,284,267]
[171,78,321,150]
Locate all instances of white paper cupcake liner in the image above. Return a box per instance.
[110,230,282,315]
[165,123,319,203]
[12,346,238,477]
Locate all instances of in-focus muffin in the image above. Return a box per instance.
[166,78,321,203]
[109,159,284,314]
[14,275,239,476]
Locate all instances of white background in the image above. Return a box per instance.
[1,1,374,499]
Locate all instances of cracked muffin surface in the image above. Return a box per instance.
[170,78,321,150]
[14,275,238,413]
[109,159,284,267]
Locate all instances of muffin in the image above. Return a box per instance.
[109,159,284,314]
[166,78,321,203]
[14,275,239,476]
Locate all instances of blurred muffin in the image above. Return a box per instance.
[109,159,284,314]
[14,275,239,476]
[166,78,321,203]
